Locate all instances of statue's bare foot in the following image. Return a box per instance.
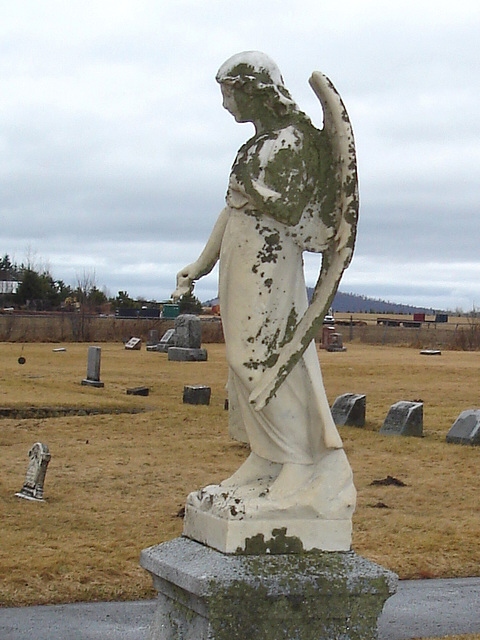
[219,452,281,488]
[265,462,316,501]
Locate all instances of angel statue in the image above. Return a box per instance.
[172,51,359,553]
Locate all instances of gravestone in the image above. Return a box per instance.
[168,314,207,361]
[380,401,423,437]
[321,325,335,349]
[147,329,159,346]
[168,347,208,361]
[183,385,211,405]
[81,346,104,387]
[327,332,346,352]
[331,393,366,427]
[15,442,51,501]
[446,409,480,445]
[174,314,201,348]
[125,337,142,350]
[148,328,175,352]
[127,386,150,396]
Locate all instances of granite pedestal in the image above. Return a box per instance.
[140,537,397,640]
[168,347,208,361]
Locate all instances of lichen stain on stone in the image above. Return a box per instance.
[204,548,394,640]
[279,306,298,347]
[237,527,305,555]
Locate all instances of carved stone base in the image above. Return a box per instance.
[168,347,208,361]
[140,537,398,640]
[184,504,352,553]
[81,378,104,388]
[182,448,356,553]
[15,491,46,502]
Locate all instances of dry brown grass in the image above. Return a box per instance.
[1,342,480,607]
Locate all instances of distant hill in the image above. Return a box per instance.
[205,290,438,315]
[308,290,437,315]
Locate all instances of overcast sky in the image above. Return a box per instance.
[1,1,479,311]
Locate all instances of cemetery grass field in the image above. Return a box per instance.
[1,342,480,607]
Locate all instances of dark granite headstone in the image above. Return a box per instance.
[331,393,366,427]
[446,410,480,445]
[126,386,150,396]
[183,385,211,405]
[380,401,423,437]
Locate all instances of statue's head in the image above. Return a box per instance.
[216,51,296,125]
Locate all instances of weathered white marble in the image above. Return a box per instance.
[16,442,51,501]
[172,51,359,552]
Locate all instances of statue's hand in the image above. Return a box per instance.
[171,263,198,301]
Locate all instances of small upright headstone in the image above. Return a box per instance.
[331,393,366,427]
[327,332,346,352]
[183,385,211,405]
[380,401,423,437]
[81,346,104,387]
[125,337,142,350]
[168,314,207,361]
[16,442,51,501]
[148,328,176,352]
[446,410,480,445]
[321,325,335,349]
[147,329,160,346]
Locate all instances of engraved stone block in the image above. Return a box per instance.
[183,385,211,405]
[446,410,480,445]
[126,386,150,396]
[331,393,366,427]
[174,314,202,349]
[168,347,207,361]
[380,401,423,437]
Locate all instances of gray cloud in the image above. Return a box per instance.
[1,1,480,310]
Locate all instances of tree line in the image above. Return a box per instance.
[0,253,202,313]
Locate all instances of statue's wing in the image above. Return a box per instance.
[308,71,358,262]
[249,72,359,411]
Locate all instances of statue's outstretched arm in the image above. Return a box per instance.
[172,207,229,300]
[249,72,359,411]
